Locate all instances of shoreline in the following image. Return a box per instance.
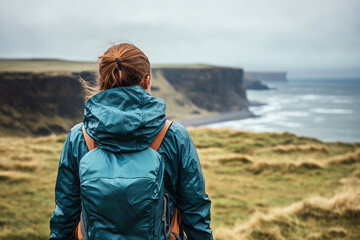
[180,109,256,127]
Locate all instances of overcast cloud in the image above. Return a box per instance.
[0,0,359,78]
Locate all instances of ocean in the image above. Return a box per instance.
[208,78,360,143]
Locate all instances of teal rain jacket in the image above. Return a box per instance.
[49,85,213,240]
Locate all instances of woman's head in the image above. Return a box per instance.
[98,43,151,91]
[81,42,151,100]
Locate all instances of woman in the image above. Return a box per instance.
[49,43,213,240]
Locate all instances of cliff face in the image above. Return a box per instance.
[0,64,249,136]
[0,72,97,135]
[152,67,248,112]
[243,73,270,90]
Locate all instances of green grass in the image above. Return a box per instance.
[0,129,359,239]
[191,128,360,239]
[0,59,96,73]
[0,135,64,239]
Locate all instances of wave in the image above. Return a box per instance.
[310,108,354,114]
[278,111,309,117]
[300,94,356,104]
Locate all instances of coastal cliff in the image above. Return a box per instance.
[243,73,270,90]
[0,60,250,136]
[0,71,97,135]
[152,66,248,112]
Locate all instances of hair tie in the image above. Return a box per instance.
[115,58,122,70]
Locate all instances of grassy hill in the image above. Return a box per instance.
[0,129,359,239]
[0,59,97,73]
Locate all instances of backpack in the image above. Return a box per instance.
[74,120,183,240]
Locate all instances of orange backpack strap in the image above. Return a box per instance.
[82,125,98,151]
[170,207,182,240]
[75,126,97,240]
[150,120,182,239]
[74,212,86,240]
[150,120,172,151]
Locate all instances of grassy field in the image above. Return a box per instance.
[0,128,359,239]
[0,59,97,73]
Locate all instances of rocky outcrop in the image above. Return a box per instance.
[243,73,270,90]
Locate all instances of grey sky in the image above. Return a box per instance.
[0,0,359,78]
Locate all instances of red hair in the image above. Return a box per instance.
[98,43,151,90]
[81,43,151,100]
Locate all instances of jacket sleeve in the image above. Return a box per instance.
[176,127,213,240]
[49,130,81,240]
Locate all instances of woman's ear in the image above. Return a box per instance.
[145,75,151,93]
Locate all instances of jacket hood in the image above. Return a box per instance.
[83,85,167,152]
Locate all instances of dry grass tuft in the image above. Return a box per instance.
[325,226,347,238]
[244,149,360,175]
[249,226,286,240]
[306,227,348,240]
[214,190,360,240]
[327,149,360,165]
[0,161,40,172]
[353,169,360,178]
[0,170,35,182]
[13,161,41,172]
[0,228,41,240]
[32,134,65,143]
[272,144,329,154]
[306,232,322,240]
[248,160,323,174]
[339,168,360,185]
[31,145,55,154]
[218,154,253,166]
[296,190,360,219]
[10,154,34,161]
